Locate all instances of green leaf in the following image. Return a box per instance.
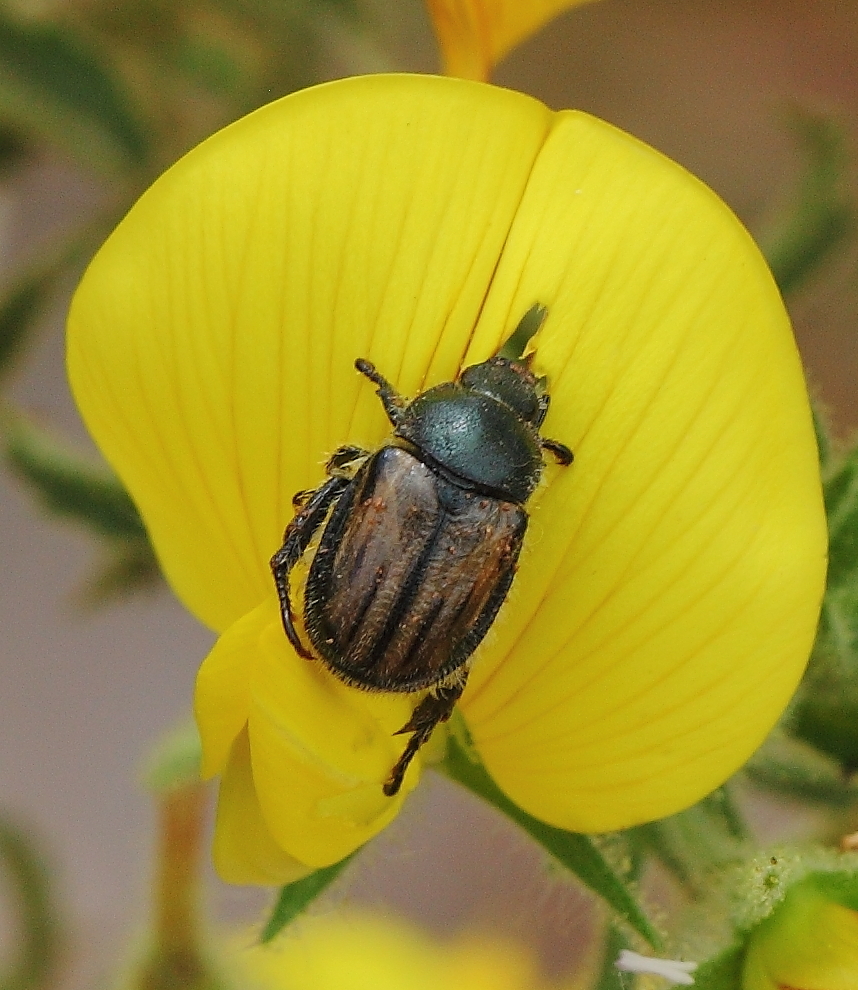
[593,924,632,990]
[441,736,662,949]
[760,108,854,296]
[691,946,744,990]
[4,413,147,540]
[743,732,858,806]
[0,272,50,380]
[0,227,103,381]
[80,537,161,603]
[261,853,357,943]
[628,790,747,896]
[824,445,858,590]
[0,11,148,173]
[0,816,62,990]
[812,399,833,472]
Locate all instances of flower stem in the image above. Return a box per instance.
[136,783,221,990]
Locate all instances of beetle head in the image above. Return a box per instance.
[459,357,548,427]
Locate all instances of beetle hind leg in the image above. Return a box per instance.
[383,682,465,797]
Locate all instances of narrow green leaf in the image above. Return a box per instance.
[743,731,858,806]
[261,853,357,943]
[628,792,746,897]
[441,737,662,949]
[812,400,833,472]
[0,12,148,173]
[593,924,632,990]
[0,817,62,990]
[0,229,101,381]
[0,274,48,379]
[690,946,744,990]
[4,413,147,540]
[760,108,854,296]
[81,537,161,604]
[824,446,858,590]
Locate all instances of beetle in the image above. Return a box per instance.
[271,304,573,796]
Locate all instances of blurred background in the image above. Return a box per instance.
[1,0,856,985]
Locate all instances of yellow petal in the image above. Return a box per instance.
[68,75,825,855]
[247,600,415,866]
[458,111,826,831]
[202,596,417,870]
[743,879,858,990]
[67,74,552,634]
[427,0,601,81]
[195,601,264,779]
[213,727,311,886]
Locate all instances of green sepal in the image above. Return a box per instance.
[671,848,858,990]
[4,413,147,540]
[441,735,662,949]
[760,107,854,296]
[261,853,357,944]
[0,10,149,174]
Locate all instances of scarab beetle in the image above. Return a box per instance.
[271,305,573,796]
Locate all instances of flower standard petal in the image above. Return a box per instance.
[67,75,826,875]
[426,0,601,81]
[458,111,827,830]
[67,75,553,634]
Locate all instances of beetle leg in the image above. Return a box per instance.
[271,475,352,659]
[326,444,370,479]
[292,489,314,509]
[355,358,406,427]
[541,437,574,466]
[383,681,465,797]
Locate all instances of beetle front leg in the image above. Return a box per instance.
[383,681,466,797]
[541,436,574,465]
[271,475,351,658]
[355,358,406,427]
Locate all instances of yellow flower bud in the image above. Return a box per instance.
[742,876,858,990]
[425,0,601,80]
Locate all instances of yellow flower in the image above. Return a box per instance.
[426,0,601,80]
[234,911,589,990]
[742,876,858,990]
[66,74,826,884]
